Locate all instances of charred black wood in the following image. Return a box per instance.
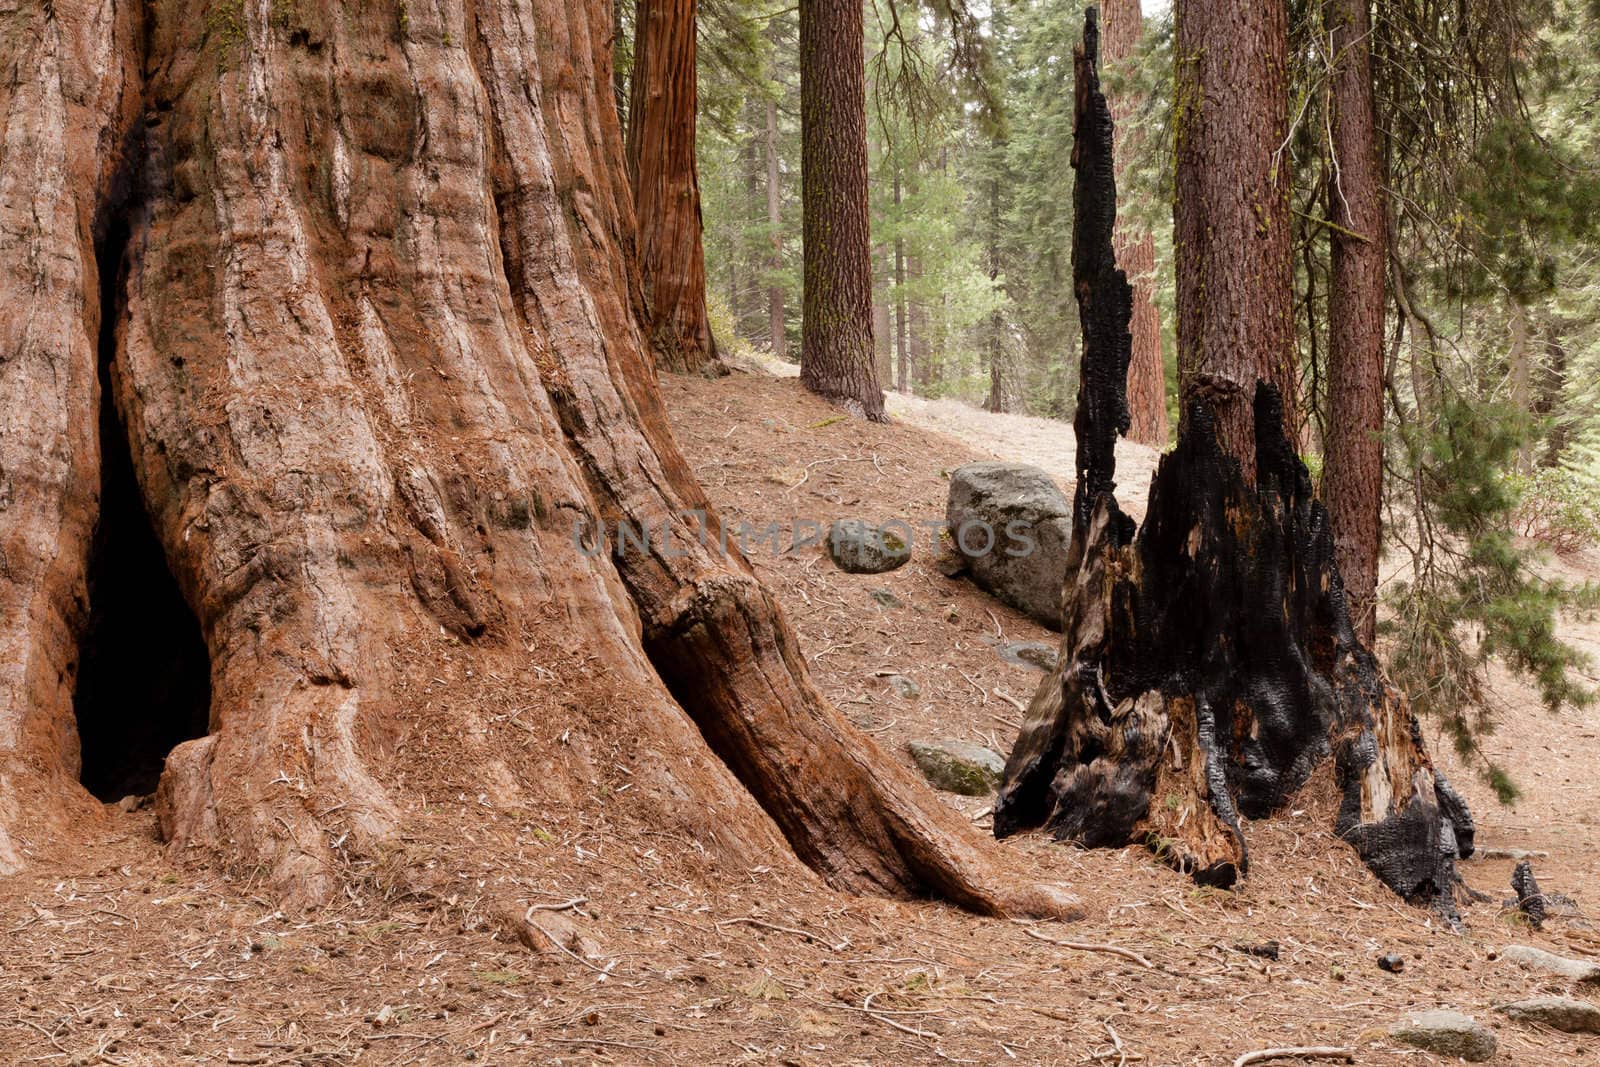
[1068,5,1133,540]
[993,6,1472,921]
[1511,860,1546,929]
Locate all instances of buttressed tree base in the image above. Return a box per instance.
[0,0,1077,921]
[993,9,1474,920]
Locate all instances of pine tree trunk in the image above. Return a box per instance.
[872,245,892,381]
[893,171,909,394]
[1537,320,1570,467]
[766,97,787,360]
[911,257,931,392]
[1101,0,1168,447]
[987,174,1007,414]
[627,0,720,375]
[997,10,1472,919]
[1173,0,1298,479]
[1323,0,1387,645]
[799,0,886,420]
[741,105,765,338]
[0,0,1074,921]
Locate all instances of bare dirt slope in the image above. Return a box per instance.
[4,365,1599,1065]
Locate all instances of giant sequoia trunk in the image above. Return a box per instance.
[1100,0,1168,448]
[994,11,1472,918]
[798,0,886,420]
[627,0,721,375]
[0,0,1073,921]
[1173,0,1299,474]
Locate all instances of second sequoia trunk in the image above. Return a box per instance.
[994,9,1472,918]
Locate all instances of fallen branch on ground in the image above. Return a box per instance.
[1232,1047,1354,1067]
[1019,925,1154,969]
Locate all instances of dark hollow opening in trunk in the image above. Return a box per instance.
[74,200,212,803]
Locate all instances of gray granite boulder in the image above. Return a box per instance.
[907,740,1005,796]
[1499,944,1600,984]
[1496,996,1600,1033]
[945,463,1072,629]
[1388,1010,1497,1061]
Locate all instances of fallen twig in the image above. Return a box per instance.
[860,992,939,1039]
[715,916,849,951]
[1019,926,1154,969]
[525,897,587,917]
[1232,1047,1353,1067]
[1105,1020,1128,1067]
[992,688,1026,714]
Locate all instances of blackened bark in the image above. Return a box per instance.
[799,0,886,420]
[995,11,1472,920]
[1101,0,1167,447]
[1323,0,1386,644]
[1067,9,1132,534]
[627,0,720,375]
[1173,0,1297,478]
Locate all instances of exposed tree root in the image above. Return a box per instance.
[2,0,1074,923]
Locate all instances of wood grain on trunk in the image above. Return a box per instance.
[799,0,886,420]
[1173,0,1298,478]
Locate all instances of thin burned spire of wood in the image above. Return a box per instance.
[1069,6,1133,540]
[993,6,1473,921]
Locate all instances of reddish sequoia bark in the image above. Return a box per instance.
[799,0,886,420]
[1323,0,1387,646]
[996,12,1472,917]
[627,0,721,375]
[0,0,144,870]
[1173,0,1298,478]
[1101,0,1168,447]
[0,0,1072,921]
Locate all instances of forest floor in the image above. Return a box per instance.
[4,360,1600,1065]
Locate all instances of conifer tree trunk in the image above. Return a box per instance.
[894,171,909,394]
[0,0,1075,922]
[873,245,892,380]
[799,0,886,419]
[766,98,787,360]
[627,0,720,374]
[911,257,931,391]
[1173,0,1298,478]
[1323,0,1387,645]
[1101,0,1168,447]
[987,173,1008,414]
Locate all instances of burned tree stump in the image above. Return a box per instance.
[993,8,1473,917]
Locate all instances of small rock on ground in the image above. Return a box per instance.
[885,674,920,700]
[826,519,911,574]
[993,639,1058,673]
[1470,846,1550,862]
[1496,996,1600,1033]
[906,740,1005,796]
[1499,944,1600,984]
[867,588,903,609]
[1388,1010,1497,1061]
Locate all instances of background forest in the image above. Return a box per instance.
[638,0,1600,794]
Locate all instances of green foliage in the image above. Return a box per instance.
[1445,117,1600,303]
[1385,393,1594,801]
[1508,465,1600,552]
